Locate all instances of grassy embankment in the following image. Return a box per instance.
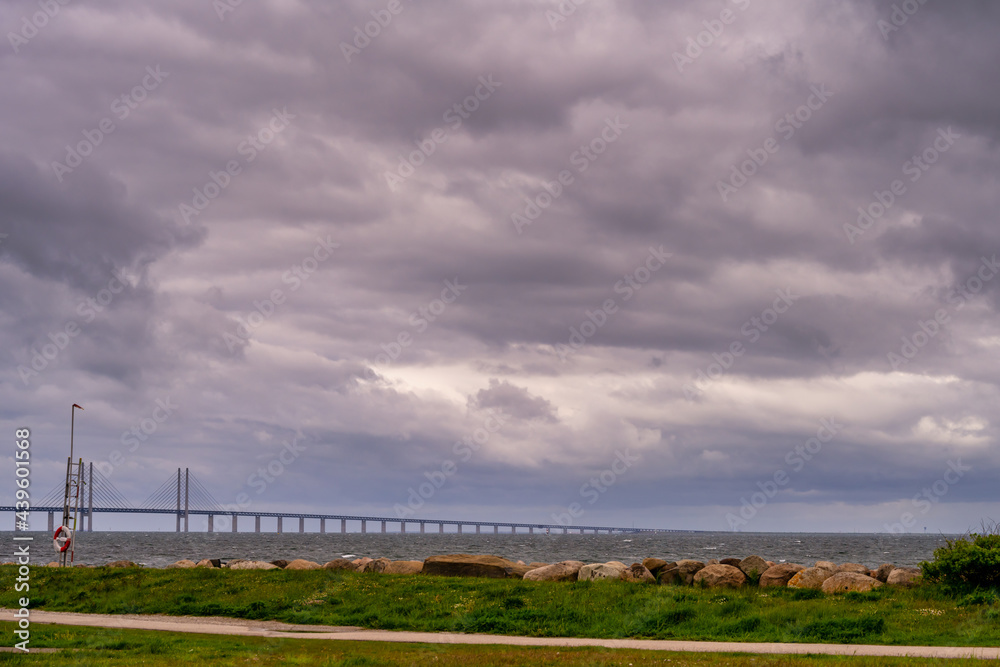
[3,565,999,647]
[0,623,996,667]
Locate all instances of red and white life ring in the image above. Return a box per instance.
[53,526,72,553]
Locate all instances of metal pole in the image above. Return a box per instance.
[71,458,82,564]
[61,456,72,529]
[62,405,82,530]
[69,405,76,463]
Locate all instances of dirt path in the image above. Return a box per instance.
[4,609,999,660]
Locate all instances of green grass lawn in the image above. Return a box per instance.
[2,565,998,647]
[0,623,996,666]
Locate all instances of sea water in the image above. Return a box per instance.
[1,531,951,569]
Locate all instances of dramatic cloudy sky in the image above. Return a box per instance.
[3,0,999,534]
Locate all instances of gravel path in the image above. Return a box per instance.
[4,609,999,660]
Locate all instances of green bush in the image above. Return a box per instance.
[958,591,999,607]
[922,522,1000,591]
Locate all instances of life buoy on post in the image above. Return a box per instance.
[53,526,72,553]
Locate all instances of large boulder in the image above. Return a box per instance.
[886,567,922,587]
[738,555,770,578]
[422,554,531,579]
[658,559,705,585]
[285,559,322,571]
[527,562,549,569]
[196,559,221,568]
[788,567,837,589]
[167,559,197,569]
[837,563,870,576]
[578,561,629,581]
[228,560,278,570]
[815,561,837,571]
[621,563,655,583]
[642,558,672,577]
[270,560,289,569]
[384,560,424,575]
[694,564,747,589]
[362,558,392,574]
[821,572,883,594]
[874,563,895,583]
[323,559,357,571]
[659,559,705,585]
[720,558,742,567]
[352,557,373,570]
[759,563,805,587]
[523,560,584,582]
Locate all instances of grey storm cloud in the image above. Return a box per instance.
[2,0,999,533]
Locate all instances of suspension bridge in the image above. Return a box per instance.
[4,464,674,535]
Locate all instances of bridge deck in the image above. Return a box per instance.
[2,506,682,533]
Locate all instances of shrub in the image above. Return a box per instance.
[958,591,999,607]
[922,522,1000,591]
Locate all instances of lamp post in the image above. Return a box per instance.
[62,404,83,526]
[58,404,83,566]
[69,403,82,462]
